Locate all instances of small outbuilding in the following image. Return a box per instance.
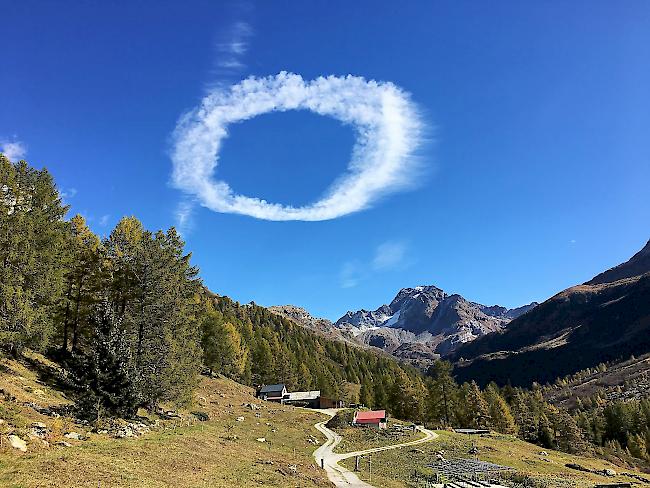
[352,409,387,429]
[257,384,287,402]
[282,390,321,408]
[319,396,345,409]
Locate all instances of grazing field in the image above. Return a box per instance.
[340,430,646,488]
[0,353,331,488]
[329,411,422,453]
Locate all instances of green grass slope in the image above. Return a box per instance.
[0,352,331,488]
[340,430,647,487]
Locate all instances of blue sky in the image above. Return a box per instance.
[2,1,649,320]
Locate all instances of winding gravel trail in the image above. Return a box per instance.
[313,410,438,487]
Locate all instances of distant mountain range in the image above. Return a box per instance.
[270,286,537,366]
[333,285,536,364]
[452,239,650,386]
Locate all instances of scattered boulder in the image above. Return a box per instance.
[56,440,72,448]
[112,421,150,439]
[64,432,84,440]
[191,411,210,421]
[539,451,548,456]
[256,437,266,443]
[603,468,617,477]
[30,422,49,439]
[236,416,245,422]
[410,448,424,454]
[158,410,181,420]
[243,402,261,410]
[24,402,59,418]
[8,435,27,452]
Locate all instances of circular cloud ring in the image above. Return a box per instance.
[171,72,423,221]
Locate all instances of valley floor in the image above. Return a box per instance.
[340,430,647,488]
[1,352,648,488]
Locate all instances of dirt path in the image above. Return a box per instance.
[313,410,438,487]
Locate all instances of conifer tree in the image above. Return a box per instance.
[389,369,423,421]
[201,307,244,378]
[426,360,457,426]
[465,381,490,428]
[360,378,374,408]
[0,157,68,354]
[485,385,517,434]
[76,298,140,420]
[59,214,102,353]
[626,433,648,460]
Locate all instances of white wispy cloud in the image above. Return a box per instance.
[60,187,77,200]
[0,140,27,162]
[214,21,253,74]
[340,261,363,289]
[99,214,110,227]
[175,199,195,236]
[339,241,411,289]
[173,18,254,232]
[373,240,408,271]
[171,72,425,221]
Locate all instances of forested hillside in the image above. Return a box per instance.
[202,292,428,411]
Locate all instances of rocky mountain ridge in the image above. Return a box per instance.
[269,286,537,366]
[333,285,537,363]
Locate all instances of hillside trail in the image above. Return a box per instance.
[313,409,438,487]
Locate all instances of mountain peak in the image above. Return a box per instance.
[333,284,537,361]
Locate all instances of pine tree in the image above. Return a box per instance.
[485,385,517,435]
[75,298,140,420]
[426,360,458,426]
[538,413,555,449]
[201,308,244,378]
[626,433,648,460]
[389,369,423,421]
[465,381,490,428]
[0,157,68,354]
[552,408,588,454]
[511,391,538,443]
[59,214,102,354]
[133,228,201,407]
[360,378,374,408]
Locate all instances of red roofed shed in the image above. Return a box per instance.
[352,410,387,429]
